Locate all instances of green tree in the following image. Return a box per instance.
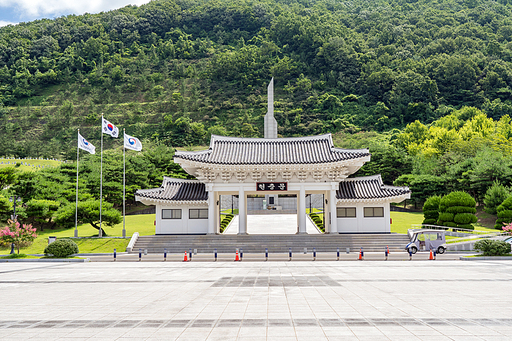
[25,199,61,230]
[0,195,11,222]
[55,200,122,236]
[495,196,512,230]
[0,167,17,189]
[484,181,510,215]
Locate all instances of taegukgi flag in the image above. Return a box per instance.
[124,133,142,151]
[102,117,119,138]
[78,133,96,154]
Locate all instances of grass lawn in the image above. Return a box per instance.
[0,158,63,171]
[390,211,424,234]
[0,214,155,255]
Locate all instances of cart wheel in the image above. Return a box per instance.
[437,246,445,254]
[410,247,417,254]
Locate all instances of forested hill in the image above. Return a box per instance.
[2,0,512,159]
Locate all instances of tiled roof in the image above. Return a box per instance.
[337,175,410,200]
[174,134,370,165]
[135,178,208,202]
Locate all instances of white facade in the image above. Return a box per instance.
[337,203,391,233]
[155,204,209,234]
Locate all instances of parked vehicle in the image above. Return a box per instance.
[406,229,447,254]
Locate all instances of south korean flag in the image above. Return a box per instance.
[102,117,119,138]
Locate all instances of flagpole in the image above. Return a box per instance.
[99,114,103,238]
[75,129,80,238]
[123,129,126,238]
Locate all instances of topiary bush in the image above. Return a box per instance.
[474,239,511,256]
[220,214,234,233]
[44,239,79,258]
[495,196,512,230]
[484,181,510,215]
[437,191,477,230]
[422,195,441,225]
[309,213,324,231]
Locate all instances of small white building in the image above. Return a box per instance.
[135,79,410,235]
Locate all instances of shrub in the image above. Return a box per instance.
[44,239,79,257]
[454,213,478,225]
[495,196,512,229]
[455,224,475,230]
[422,195,441,224]
[437,192,477,230]
[446,206,477,214]
[220,214,234,233]
[484,181,510,215]
[474,239,511,256]
[438,212,454,222]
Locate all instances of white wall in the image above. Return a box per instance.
[155,204,209,234]
[337,202,390,233]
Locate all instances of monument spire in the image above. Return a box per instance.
[264,78,278,139]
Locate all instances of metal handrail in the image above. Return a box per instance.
[410,224,509,244]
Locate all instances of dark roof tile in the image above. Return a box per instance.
[337,175,410,200]
[174,134,369,165]
[135,178,208,202]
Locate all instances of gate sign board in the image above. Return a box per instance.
[257,182,287,191]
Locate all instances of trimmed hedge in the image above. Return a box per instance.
[495,196,512,230]
[446,206,477,214]
[437,191,477,230]
[438,212,454,222]
[309,213,324,232]
[44,239,79,258]
[454,213,478,225]
[220,214,235,233]
[422,195,441,225]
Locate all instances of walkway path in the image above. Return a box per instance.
[223,214,320,234]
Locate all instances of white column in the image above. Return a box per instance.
[329,183,337,234]
[207,186,215,234]
[323,192,329,233]
[238,187,247,234]
[298,186,307,234]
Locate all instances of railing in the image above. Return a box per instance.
[410,224,509,244]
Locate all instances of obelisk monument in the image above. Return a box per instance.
[263,78,278,209]
[264,78,278,139]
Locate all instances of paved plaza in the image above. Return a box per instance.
[2,261,512,340]
[223,214,320,234]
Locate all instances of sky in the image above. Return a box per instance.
[0,0,152,27]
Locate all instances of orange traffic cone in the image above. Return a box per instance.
[235,249,240,261]
[358,247,363,260]
[183,251,188,262]
[429,248,434,260]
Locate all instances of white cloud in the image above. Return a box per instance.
[0,20,17,27]
[0,0,152,19]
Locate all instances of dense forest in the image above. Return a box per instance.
[2,0,512,226]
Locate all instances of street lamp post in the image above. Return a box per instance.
[9,196,21,255]
[9,196,21,221]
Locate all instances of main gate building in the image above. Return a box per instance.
[135,79,410,235]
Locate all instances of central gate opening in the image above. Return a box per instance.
[220,194,325,234]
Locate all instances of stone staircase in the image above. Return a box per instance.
[130,234,410,254]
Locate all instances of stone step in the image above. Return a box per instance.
[131,234,410,253]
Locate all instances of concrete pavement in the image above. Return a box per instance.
[2,260,512,340]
